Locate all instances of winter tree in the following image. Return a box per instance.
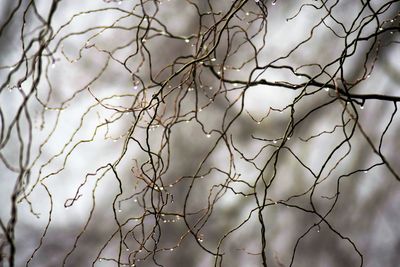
[0,0,399,266]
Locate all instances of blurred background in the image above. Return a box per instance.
[0,0,400,266]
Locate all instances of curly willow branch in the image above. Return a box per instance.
[0,0,399,266]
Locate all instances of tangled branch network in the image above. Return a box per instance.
[0,0,399,266]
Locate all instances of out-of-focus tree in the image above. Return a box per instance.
[0,0,400,266]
